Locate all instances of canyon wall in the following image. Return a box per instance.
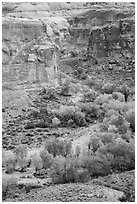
[2,15,70,88]
[2,2,135,89]
[87,16,135,64]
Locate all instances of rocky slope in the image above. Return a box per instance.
[4,170,134,202]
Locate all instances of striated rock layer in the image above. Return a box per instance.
[2,2,135,88]
[2,16,70,88]
[87,17,135,63]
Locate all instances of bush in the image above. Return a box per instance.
[14,144,28,172]
[119,85,130,102]
[45,139,72,157]
[14,144,28,158]
[82,90,98,102]
[31,153,43,175]
[59,79,70,96]
[50,156,88,184]
[105,109,120,118]
[82,154,111,177]
[97,132,115,145]
[79,103,100,121]
[102,83,116,94]
[39,107,52,124]
[99,123,109,132]
[98,139,135,172]
[108,125,118,133]
[42,86,57,99]
[54,105,86,127]
[89,136,103,153]
[52,117,61,127]
[125,110,135,132]
[74,67,86,79]
[3,152,17,174]
[105,100,126,113]
[109,140,135,172]
[55,105,76,124]
[75,145,81,157]
[109,115,130,135]
[95,94,113,105]
[39,149,53,169]
[73,111,86,126]
[86,77,96,88]
[112,92,125,102]
[30,110,40,118]
[2,174,18,200]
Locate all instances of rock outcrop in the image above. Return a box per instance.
[67,4,134,62]
[2,2,135,87]
[2,15,70,88]
[87,16,135,63]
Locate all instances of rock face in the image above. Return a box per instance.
[87,17,135,62]
[67,4,134,62]
[2,16,70,88]
[2,2,135,88]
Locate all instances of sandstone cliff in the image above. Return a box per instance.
[2,15,70,87]
[2,2,135,88]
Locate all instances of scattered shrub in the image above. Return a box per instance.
[112,92,125,102]
[98,139,135,172]
[59,79,70,96]
[50,156,88,184]
[106,100,126,113]
[108,125,118,133]
[99,123,109,132]
[39,149,53,169]
[30,110,39,118]
[109,115,130,135]
[102,83,116,94]
[86,77,96,88]
[82,90,98,102]
[82,154,111,177]
[79,103,100,122]
[67,119,75,127]
[105,109,120,118]
[14,144,28,158]
[75,145,81,157]
[119,85,130,102]
[31,153,43,175]
[71,49,78,57]
[74,67,86,79]
[54,105,86,127]
[97,132,115,145]
[45,139,72,157]
[2,175,18,200]
[52,117,61,127]
[14,144,28,172]
[89,136,103,153]
[109,140,135,172]
[125,101,135,112]
[39,107,52,124]
[95,94,113,105]
[120,130,132,142]
[55,105,76,123]
[97,109,105,122]
[42,86,57,99]
[3,152,17,174]
[125,110,135,132]
[73,111,86,126]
